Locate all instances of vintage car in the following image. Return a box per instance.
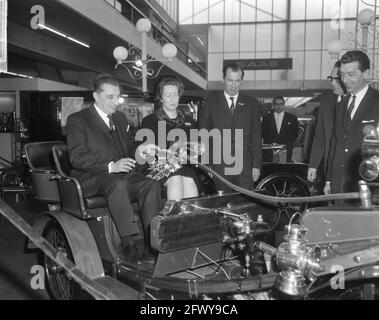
[23,134,379,300]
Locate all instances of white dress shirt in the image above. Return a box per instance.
[274,111,285,133]
[224,92,239,109]
[94,104,113,129]
[348,85,369,120]
[94,104,115,172]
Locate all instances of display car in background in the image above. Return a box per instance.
[22,127,379,300]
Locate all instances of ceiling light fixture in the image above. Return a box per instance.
[1,71,34,78]
[37,23,90,49]
[66,36,90,48]
[38,23,66,38]
[113,18,177,94]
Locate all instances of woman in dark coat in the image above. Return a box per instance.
[139,77,199,200]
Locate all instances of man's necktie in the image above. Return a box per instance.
[107,114,115,131]
[346,95,356,127]
[230,97,235,114]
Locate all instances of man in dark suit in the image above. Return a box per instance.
[307,61,347,187]
[325,51,379,194]
[66,74,162,262]
[198,63,262,191]
[261,96,299,162]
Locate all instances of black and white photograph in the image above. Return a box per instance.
[1,0,379,305]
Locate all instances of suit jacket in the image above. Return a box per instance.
[198,93,262,189]
[262,111,299,146]
[309,92,338,173]
[328,87,379,193]
[262,111,299,162]
[66,105,135,196]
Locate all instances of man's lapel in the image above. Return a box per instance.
[279,112,288,135]
[339,95,350,129]
[112,113,129,156]
[269,113,279,136]
[220,94,232,116]
[352,87,375,124]
[235,95,245,113]
[325,94,340,134]
[89,105,111,137]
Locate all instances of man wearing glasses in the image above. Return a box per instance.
[307,61,347,190]
[261,96,299,163]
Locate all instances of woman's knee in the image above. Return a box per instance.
[182,176,197,188]
[182,177,199,197]
[166,176,184,200]
[166,175,182,187]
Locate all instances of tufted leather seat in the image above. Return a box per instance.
[84,195,108,210]
[24,141,65,203]
[52,144,111,218]
[24,142,59,171]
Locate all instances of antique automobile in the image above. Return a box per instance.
[24,130,379,300]
[198,143,311,226]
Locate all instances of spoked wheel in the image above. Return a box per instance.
[257,174,310,225]
[43,221,81,300]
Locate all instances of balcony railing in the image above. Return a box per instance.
[104,0,207,79]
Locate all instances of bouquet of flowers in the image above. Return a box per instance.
[139,142,205,181]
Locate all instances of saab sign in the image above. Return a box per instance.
[224,58,293,70]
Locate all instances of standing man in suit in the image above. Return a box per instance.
[307,61,347,186]
[66,74,162,262]
[325,51,379,194]
[198,63,262,191]
[261,97,299,162]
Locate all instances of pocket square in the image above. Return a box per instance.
[185,122,192,126]
[238,102,245,106]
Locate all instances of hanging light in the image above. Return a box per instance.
[161,43,178,61]
[357,9,375,27]
[113,18,177,93]
[113,46,129,65]
[136,18,152,33]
